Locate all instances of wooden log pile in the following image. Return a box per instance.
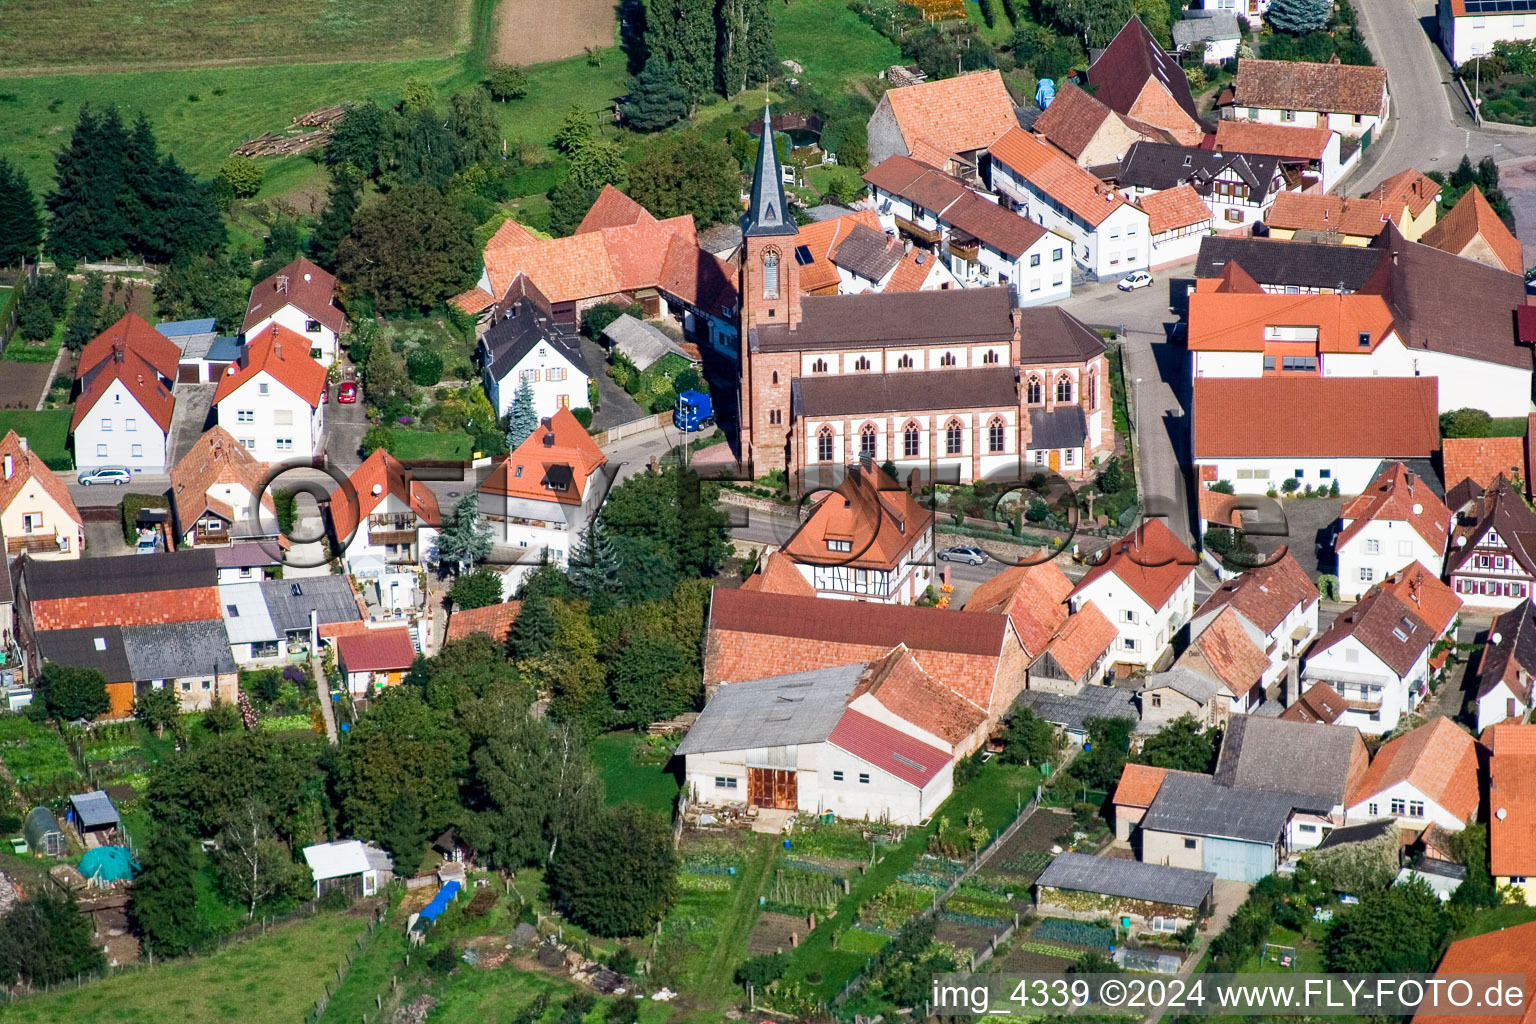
[293,105,347,127]
[231,128,332,158]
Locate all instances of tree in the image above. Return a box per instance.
[154,254,247,333]
[447,88,502,168]
[214,803,296,918]
[487,63,530,100]
[449,567,506,611]
[433,493,493,572]
[508,589,556,661]
[400,76,438,112]
[131,818,203,956]
[1266,0,1331,32]
[46,105,129,264]
[1137,715,1218,773]
[63,272,103,350]
[219,156,264,199]
[309,165,362,268]
[0,889,104,987]
[1440,407,1493,439]
[133,686,182,739]
[610,633,700,726]
[39,663,109,721]
[601,466,730,586]
[16,293,55,343]
[252,218,301,284]
[1041,0,1133,47]
[715,0,775,96]
[570,515,621,603]
[384,107,460,190]
[1324,877,1448,972]
[335,184,479,313]
[623,58,689,132]
[1073,715,1136,790]
[553,106,598,155]
[548,804,678,935]
[464,717,601,868]
[363,335,411,409]
[1000,707,1061,766]
[327,103,389,178]
[506,375,540,450]
[549,138,630,236]
[626,133,743,228]
[645,0,716,104]
[406,347,444,387]
[0,157,42,268]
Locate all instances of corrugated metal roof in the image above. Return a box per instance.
[1037,851,1214,907]
[1141,772,1296,843]
[69,790,120,829]
[676,664,866,756]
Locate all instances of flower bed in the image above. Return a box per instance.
[861,881,933,930]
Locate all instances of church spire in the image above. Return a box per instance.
[743,103,798,238]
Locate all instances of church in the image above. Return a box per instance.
[736,107,1115,490]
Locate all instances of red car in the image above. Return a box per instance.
[338,381,359,404]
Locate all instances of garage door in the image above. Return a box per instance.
[1202,837,1274,882]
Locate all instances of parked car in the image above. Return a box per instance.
[938,545,987,565]
[338,381,359,403]
[1117,271,1153,292]
[77,467,130,486]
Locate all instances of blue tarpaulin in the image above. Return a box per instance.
[418,879,461,922]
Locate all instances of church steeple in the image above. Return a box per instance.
[743,104,798,238]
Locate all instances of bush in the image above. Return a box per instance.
[571,406,594,429]
[119,492,170,545]
[318,886,351,911]
[1281,477,1300,494]
[581,301,643,340]
[428,944,459,973]
[406,348,444,386]
[1440,407,1493,438]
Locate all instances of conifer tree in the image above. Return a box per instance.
[570,514,620,604]
[63,272,103,351]
[310,166,362,269]
[507,589,556,660]
[649,0,716,106]
[506,375,540,450]
[623,58,689,132]
[1266,0,1331,34]
[432,493,493,573]
[130,819,203,956]
[46,105,128,263]
[0,157,42,268]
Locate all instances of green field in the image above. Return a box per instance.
[0,0,469,71]
[591,732,681,814]
[0,410,71,467]
[772,0,903,93]
[0,911,370,1024]
[369,429,475,461]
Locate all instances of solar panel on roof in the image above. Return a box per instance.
[795,245,814,265]
[891,753,927,772]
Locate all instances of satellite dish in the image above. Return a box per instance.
[1456,535,1467,547]
[1493,633,1504,646]
[1497,808,1508,820]
[1412,503,1423,515]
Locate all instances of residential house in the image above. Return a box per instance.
[328,449,441,571]
[1140,771,1302,879]
[1335,462,1451,600]
[219,575,362,665]
[71,314,178,472]
[773,461,934,604]
[1030,82,1169,169]
[1015,683,1144,745]
[0,432,83,561]
[865,70,1019,171]
[1421,186,1524,274]
[1226,58,1390,139]
[1367,168,1442,241]
[1189,551,1319,692]
[1302,570,1462,735]
[1279,680,1348,723]
[1031,602,1119,691]
[1442,428,1535,511]
[1172,607,1274,714]
[34,621,239,716]
[1345,717,1479,831]
[966,558,1116,692]
[1475,602,1536,731]
[1265,192,1400,244]
[157,317,241,384]
[1189,223,1534,417]
[214,543,280,585]
[455,186,739,354]
[1192,234,1385,294]
[1414,919,1536,1024]
[476,407,608,568]
[336,627,417,696]
[168,426,276,549]
[1438,0,1536,65]
[1138,665,1238,729]
[1113,141,1286,235]
[444,600,521,646]
[1036,853,1215,931]
[1114,762,1181,842]
[1173,11,1241,62]
[1084,17,1206,145]
[1066,519,1198,671]
[1193,377,1441,496]
[1482,722,1536,903]
[1447,475,1536,608]
[213,324,327,462]
[987,127,1152,280]
[848,645,991,758]
[479,297,591,422]
[1213,120,1344,192]
[242,256,347,365]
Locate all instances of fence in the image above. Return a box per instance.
[590,409,674,447]
[0,262,37,359]
[304,906,386,1023]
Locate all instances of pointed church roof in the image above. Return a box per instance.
[743,104,798,238]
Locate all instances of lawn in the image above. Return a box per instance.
[590,731,681,814]
[0,910,370,1024]
[0,410,71,468]
[367,428,474,461]
[1455,903,1536,939]
[772,0,903,94]
[661,833,779,1005]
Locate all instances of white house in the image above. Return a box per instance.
[987,127,1151,281]
[168,426,275,548]
[1173,11,1242,63]
[213,324,327,463]
[243,256,347,366]
[1189,551,1319,693]
[1301,572,1461,735]
[1440,0,1536,64]
[1335,462,1451,600]
[334,626,416,696]
[0,432,83,561]
[1475,601,1536,732]
[479,299,592,423]
[1114,142,1287,235]
[328,448,441,571]
[301,840,392,899]
[477,408,608,568]
[219,575,362,666]
[1067,519,1198,670]
[1226,58,1390,140]
[71,314,179,471]
[1140,186,1216,270]
[675,662,956,825]
[1344,717,1479,831]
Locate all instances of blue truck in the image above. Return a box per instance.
[674,389,714,432]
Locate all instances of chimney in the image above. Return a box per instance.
[541,417,554,447]
[18,437,27,453]
[276,275,289,294]
[1409,569,1423,606]
[274,341,282,359]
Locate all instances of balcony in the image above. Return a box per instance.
[7,532,67,555]
[894,215,942,245]
[369,529,417,546]
[192,527,231,546]
[369,514,416,530]
[949,233,981,262]
[481,512,565,531]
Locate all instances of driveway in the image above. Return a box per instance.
[580,336,645,431]
[168,383,215,464]
[325,392,369,473]
[83,520,133,559]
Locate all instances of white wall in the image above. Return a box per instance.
[485,344,591,422]
[1197,457,1379,496]
[1302,638,1427,735]
[1149,224,1211,270]
[1346,779,1468,832]
[1071,570,1195,669]
[73,379,168,470]
[248,304,339,366]
[217,372,323,463]
[989,160,1151,279]
[1477,681,1529,733]
[1337,518,1446,600]
[1442,8,1536,64]
[1226,104,1383,141]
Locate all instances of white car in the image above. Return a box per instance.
[1117,271,1153,292]
[77,467,131,486]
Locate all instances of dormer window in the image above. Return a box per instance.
[827,539,852,552]
[1358,331,1370,348]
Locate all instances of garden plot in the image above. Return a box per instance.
[656,831,764,995]
[786,816,905,871]
[992,944,1076,976]
[748,911,808,956]
[78,723,154,795]
[987,807,1073,884]
[0,717,81,804]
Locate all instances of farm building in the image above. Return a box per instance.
[1138,772,1296,882]
[24,806,64,856]
[1036,852,1215,931]
[302,840,393,899]
[67,790,120,847]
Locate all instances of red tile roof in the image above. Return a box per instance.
[852,645,988,747]
[1350,717,1479,822]
[787,209,885,294]
[1267,191,1400,236]
[709,587,1008,656]
[943,192,1049,259]
[1187,289,1395,354]
[1113,762,1168,807]
[1232,58,1389,117]
[1042,600,1117,680]
[881,70,1019,158]
[575,185,653,234]
[449,286,495,315]
[1192,376,1439,459]
[1213,120,1333,161]
[827,708,952,788]
[243,256,345,336]
[1089,18,1203,134]
[1280,680,1347,723]
[1337,461,1450,554]
[1483,723,1536,876]
[478,407,606,507]
[336,627,417,673]
[1308,585,1438,678]
[1032,82,1118,160]
[1379,567,1461,637]
[79,314,181,380]
[781,462,933,572]
[328,448,443,540]
[1195,551,1317,636]
[965,558,1072,656]
[1414,920,1536,1024]
[0,430,81,527]
[446,600,522,644]
[1442,435,1528,498]
[883,247,945,292]
[1421,186,1524,275]
[1069,518,1196,611]
[70,347,175,433]
[1369,168,1440,219]
[739,550,817,597]
[1139,184,1212,235]
[213,323,327,408]
[1181,606,1270,700]
[988,127,1139,227]
[169,426,275,530]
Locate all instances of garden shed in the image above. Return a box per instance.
[1035,852,1215,931]
[67,790,121,847]
[24,806,65,857]
[302,840,394,899]
[601,315,695,373]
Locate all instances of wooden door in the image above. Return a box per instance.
[747,768,798,809]
[1048,450,1060,472]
